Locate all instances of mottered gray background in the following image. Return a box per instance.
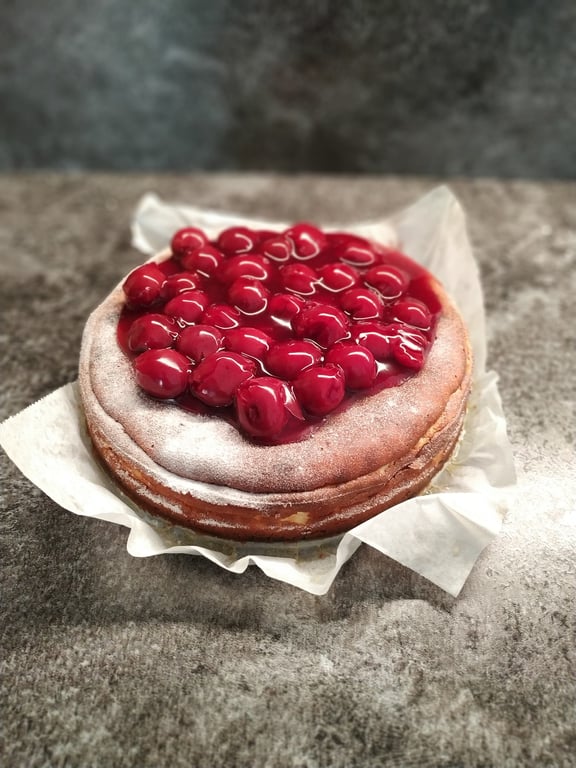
[1,0,576,177]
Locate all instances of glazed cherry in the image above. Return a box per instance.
[339,241,378,267]
[318,263,360,293]
[224,327,272,360]
[364,264,409,300]
[176,324,223,363]
[235,377,302,439]
[202,303,242,330]
[280,263,318,295]
[293,365,345,416]
[391,298,432,330]
[123,264,165,309]
[217,227,258,255]
[160,272,202,301]
[228,278,270,314]
[388,324,428,370]
[128,313,178,353]
[292,304,349,348]
[260,235,293,263]
[267,293,306,325]
[181,245,224,278]
[325,342,377,389]
[164,290,210,324]
[285,223,326,260]
[221,254,273,284]
[190,351,256,407]
[134,349,189,399]
[340,287,384,320]
[350,322,393,360]
[171,227,208,260]
[265,340,323,380]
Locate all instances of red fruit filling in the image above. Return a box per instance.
[119,222,442,443]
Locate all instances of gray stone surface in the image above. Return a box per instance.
[1,174,575,767]
[1,1,576,177]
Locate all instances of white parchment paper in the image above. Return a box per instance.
[0,186,516,596]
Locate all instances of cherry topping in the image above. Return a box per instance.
[318,263,360,293]
[134,349,189,399]
[293,365,345,416]
[128,313,178,353]
[228,278,270,314]
[123,264,165,309]
[325,342,377,389]
[260,235,293,263]
[176,324,223,363]
[265,340,323,380]
[340,287,384,320]
[217,227,258,255]
[160,272,202,301]
[120,222,440,443]
[365,264,409,300]
[292,304,349,348]
[280,263,318,295]
[236,377,302,439]
[181,245,224,278]
[221,254,272,284]
[285,223,327,260]
[171,228,208,260]
[391,298,432,330]
[164,291,209,325]
[202,304,242,330]
[224,327,272,360]
[190,351,256,407]
[267,293,306,325]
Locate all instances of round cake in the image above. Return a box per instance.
[79,222,472,541]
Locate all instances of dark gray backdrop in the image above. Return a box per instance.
[1,0,575,177]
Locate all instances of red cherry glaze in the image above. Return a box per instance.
[228,278,270,315]
[235,377,302,439]
[176,324,223,363]
[123,264,165,309]
[217,227,258,254]
[318,263,360,292]
[390,298,432,330]
[202,304,242,330]
[340,287,384,320]
[134,349,189,399]
[128,313,178,353]
[181,245,224,278]
[164,291,209,325]
[121,223,441,442]
[160,272,202,301]
[365,264,409,301]
[190,351,256,407]
[326,342,377,390]
[221,254,273,284]
[292,304,349,348]
[224,327,272,360]
[267,293,306,325]
[293,365,346,416]
[260,235,293,263]
[285,223,327,260]
[171,227,208,260]
[280,263,318,295]
[265,340,323,380]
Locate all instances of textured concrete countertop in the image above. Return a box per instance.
[1,174,575,768]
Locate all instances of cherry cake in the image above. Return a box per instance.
[79,223,472,541]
